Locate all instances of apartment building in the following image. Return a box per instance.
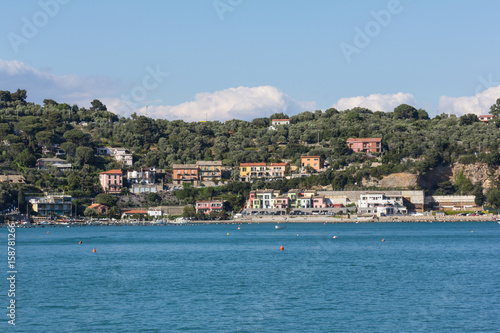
[30,195,72,217]
[99,169,123,193]
[239,162,288,181]
[346,138,382,153]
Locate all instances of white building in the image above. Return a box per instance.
[357,192,407,216]
[147,208,163,217]
[299,197,312,208]
[29,195,72,217]
[97,147,133,166]
[127,167,156,184]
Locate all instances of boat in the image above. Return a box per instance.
[170,217,188,224]
[275,224,286,230]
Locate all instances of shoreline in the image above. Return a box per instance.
[3,214,496,227]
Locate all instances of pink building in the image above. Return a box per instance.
[312,196,327,208]
[195,200,224,215]
[269,163,288,178]
[275,196,290,209]
[99,169,123,193]
[347,138,382,153]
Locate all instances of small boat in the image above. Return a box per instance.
[275,225,286,230]
[170,217,188,224]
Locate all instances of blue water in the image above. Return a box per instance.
[1,222,500,332]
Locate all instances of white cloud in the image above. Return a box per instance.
[438,85,500,116]
[332,92,417,112]
[0,59,119,106]
[0,59,314,121]
[112,86,315,121]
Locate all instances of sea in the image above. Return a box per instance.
[1,221,499,332]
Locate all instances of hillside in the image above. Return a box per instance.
[2,90,500,211]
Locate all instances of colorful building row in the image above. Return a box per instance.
[246,189,344,210]
[173,161,222,185]
[239,162,288,181]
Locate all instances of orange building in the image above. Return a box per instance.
[300,156,323,173]
[346,138,382,153]
[172,164,199,185]
[99,169,123,193]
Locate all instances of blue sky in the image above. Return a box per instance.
[1,0,499,121]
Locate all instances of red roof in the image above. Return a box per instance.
[123,210,147,214]
[99,169,123,175]
[346,138,382,143]
[301,156,321,159]
[88,203,106,209]
[240,163,267,166]
[272,119,290,121]
[270,163,288,166]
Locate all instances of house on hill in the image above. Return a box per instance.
[99,169,123,193]
[346,138,382,153]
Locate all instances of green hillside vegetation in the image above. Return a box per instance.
[2,89,500,213]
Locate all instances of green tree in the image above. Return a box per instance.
[43,99,58,107]
[90,99,107,111]
[489,98,500,117]
[95,193,118,206]
[486,187,500,208]
[84,207,98,217]
[15,149,36,167]
[75,146,95,165]
[182,205,196,218]
[459,114,479,126]
[394,104,418,120]
[11,89,27,102]
[473,183,485,207]
[107,206,122,219]
[63,129,86,144]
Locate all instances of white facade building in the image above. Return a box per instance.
[357,193,407,216]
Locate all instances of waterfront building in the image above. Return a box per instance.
[122,210,147,218]
[425,195,481,211]
[195,200,225,214]
[346,138,382,153]
[30,195,72,217]
[357,192,407,216]
[87,203,108,215]
[99,169,123,193]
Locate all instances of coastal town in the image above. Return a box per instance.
[2,117,496,225]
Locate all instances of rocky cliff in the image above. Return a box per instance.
[362,163,498,191]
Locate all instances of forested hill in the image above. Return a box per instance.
[2,89,500,207]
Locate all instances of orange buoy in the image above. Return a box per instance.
[333,236,337,239]
[92,248,96,253]
[47,231,49,234]
[381,238,385,242]
[279,245,284,251]
[79,241,82,244]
